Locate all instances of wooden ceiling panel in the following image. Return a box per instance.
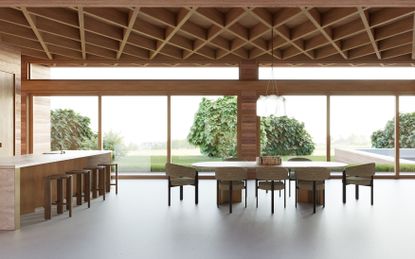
[0,20,37,40]
[83,7,130,27]
[1,5,414,66]
[27,7,78,28]
[0,8,29,27]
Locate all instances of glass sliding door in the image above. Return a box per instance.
[171,96,236,166]
[331,96,395,174]
[102,96,167,173]
[399,96,415,175]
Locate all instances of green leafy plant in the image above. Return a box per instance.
[371,112,415,148]
[187,96,237,158]
[260,115,315,156]
[187,96,316,158]
[51,109,95,150]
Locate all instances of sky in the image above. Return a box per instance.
[48,67,415,148]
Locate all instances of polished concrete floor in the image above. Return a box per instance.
[1,179,415,259]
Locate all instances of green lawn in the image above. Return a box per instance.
[114,155,415,173]
[114,155,222,172]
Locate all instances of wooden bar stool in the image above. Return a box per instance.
[66,169,91,208]
[98,163,119,194]
[84,166,106,200]
[44,174,73,220]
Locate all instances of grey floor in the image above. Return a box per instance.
[1,179,415,259]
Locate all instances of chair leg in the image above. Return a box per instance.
[244,180,247,208]
[57,178,63,214]
[255,179,258,197]
[313,181,316,214]
[115,164,119,195]
[44,179,51,220]
[216,180,219,208]
[323,189,326,208]
[271,181,274,214]
[355,185,359,200]
[256,181,258,208]
[229,182,233,214]
[76,174,82,205]
[66,177,72,217]
[168,182,171,206]
[195,182,198,205]
[289,179,291,197]
[180,186,183,201]
[102,169,106,201]
[284,180,286,209]
[295,180,298,208]
[85,172,91,208]
[342,181,346,204]
[91,169,98,199]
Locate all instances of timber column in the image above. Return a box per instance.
[237,60,260,161]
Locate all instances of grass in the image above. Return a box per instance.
[114,155,415,173]
[114,155,221,172]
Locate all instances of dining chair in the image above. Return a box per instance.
[215,167,248,213]
[295,167,330,213]
[255,167,288,213]
[288,157,311,197]
[342,163,375,205]
[165,163,199,206]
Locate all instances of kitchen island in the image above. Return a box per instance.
[0,150,111,230]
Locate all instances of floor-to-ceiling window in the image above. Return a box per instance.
[399,96,415,175]
[32,96,98,154]
[102,96,167,173]
[171,96,237,166]
[258,96,326,161]
[331,96,395,174]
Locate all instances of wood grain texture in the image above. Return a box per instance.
[0,167,19,230]
[24,65,51,154]
[20,152,111,215]
[32,97,51,154]
[238,91,259,162]
[0,1,414,7]
[22,79,415,95]
[0,44,21,156]
[0,71,14,157]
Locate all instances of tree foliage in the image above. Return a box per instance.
[371,112,415,148]
[187,96,237,157]
[187,96,316,158]
[51,109,96,150]
[261,116,315,156]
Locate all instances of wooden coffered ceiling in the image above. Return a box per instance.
[1,1,415,66]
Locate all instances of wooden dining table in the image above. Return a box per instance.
[192,160,347,205]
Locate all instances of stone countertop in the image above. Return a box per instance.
[0,150,111,169]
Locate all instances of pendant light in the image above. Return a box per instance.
[256,24,286,117]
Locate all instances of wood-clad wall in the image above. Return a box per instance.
[21,63,51,154]
[32,97,51,153]
[0,44,21,156]
[238,91,260,160]
[30,64,51,154]
[22,79,415,95]
[0,71,14,156]
[238,61,260,160]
